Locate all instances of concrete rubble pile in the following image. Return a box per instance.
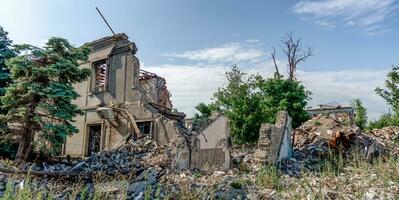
[0,136,187,199]
[0,138,269,199]
[17,139,161,175]
[294,114,386,158]
[281,114,387,176]
[0,111,398,199]
[368,126,399,155]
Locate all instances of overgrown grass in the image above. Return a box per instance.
[255,164,283,191]
[175,185,203,200]
[320,148,345,177]
[0,171,131,200]
[279,150,399,199]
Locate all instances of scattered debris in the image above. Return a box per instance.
[368,126,399,155]
[294,114,387,158]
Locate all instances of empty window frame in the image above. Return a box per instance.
[93,60,108,92]
[137,121,152,135]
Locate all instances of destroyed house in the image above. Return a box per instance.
[63,34,184,157]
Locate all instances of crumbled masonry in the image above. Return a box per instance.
[0,110,398,199]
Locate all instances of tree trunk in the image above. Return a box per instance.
[15,98,39,162]
[15,128,33,162]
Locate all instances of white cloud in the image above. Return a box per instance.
[315,20,336,29]
[154,40,390,120]
[163,42,266,63]
[143,63,390,120]
[293,0,397,34]
[246,39,260,43]
[298,69,390,120]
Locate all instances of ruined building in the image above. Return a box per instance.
[64,34,185,157]
[63,34,232,172]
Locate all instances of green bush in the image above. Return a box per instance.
[197,66,311,144]
[367,114,399,130]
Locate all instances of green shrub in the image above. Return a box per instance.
[230,178,250,189]
[367,114,399,130]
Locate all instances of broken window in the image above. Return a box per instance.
[92,60,108,92]
[137,121,152,135]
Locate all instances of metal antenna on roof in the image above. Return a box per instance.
[96,7,116,35]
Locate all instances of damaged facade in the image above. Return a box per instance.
[63,34,232,171]
[64,34,184,157]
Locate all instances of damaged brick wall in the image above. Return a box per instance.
[139,69,172,109]
[255,111,293,165]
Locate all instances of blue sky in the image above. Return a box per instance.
[0,0,398,118]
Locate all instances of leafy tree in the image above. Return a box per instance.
[194,33,313,144]
[192,102,218,130]
[375,65,399,114]
[372,65,399,130]
[210,66,311,144]
[0,26,16,110]
[0,38,90,161]
[213,66,263,143]
[256,76,311,128]
[351,98,367,130]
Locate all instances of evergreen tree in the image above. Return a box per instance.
[0,26,16,109]
[0,26,17,158]
[0,38,90,161]
[351,98,367,130]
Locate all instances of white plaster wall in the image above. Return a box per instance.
[278,116,293,161]
[198,116,229,149]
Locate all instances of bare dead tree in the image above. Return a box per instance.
[272,33,313,80]
[271,47,280,77]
